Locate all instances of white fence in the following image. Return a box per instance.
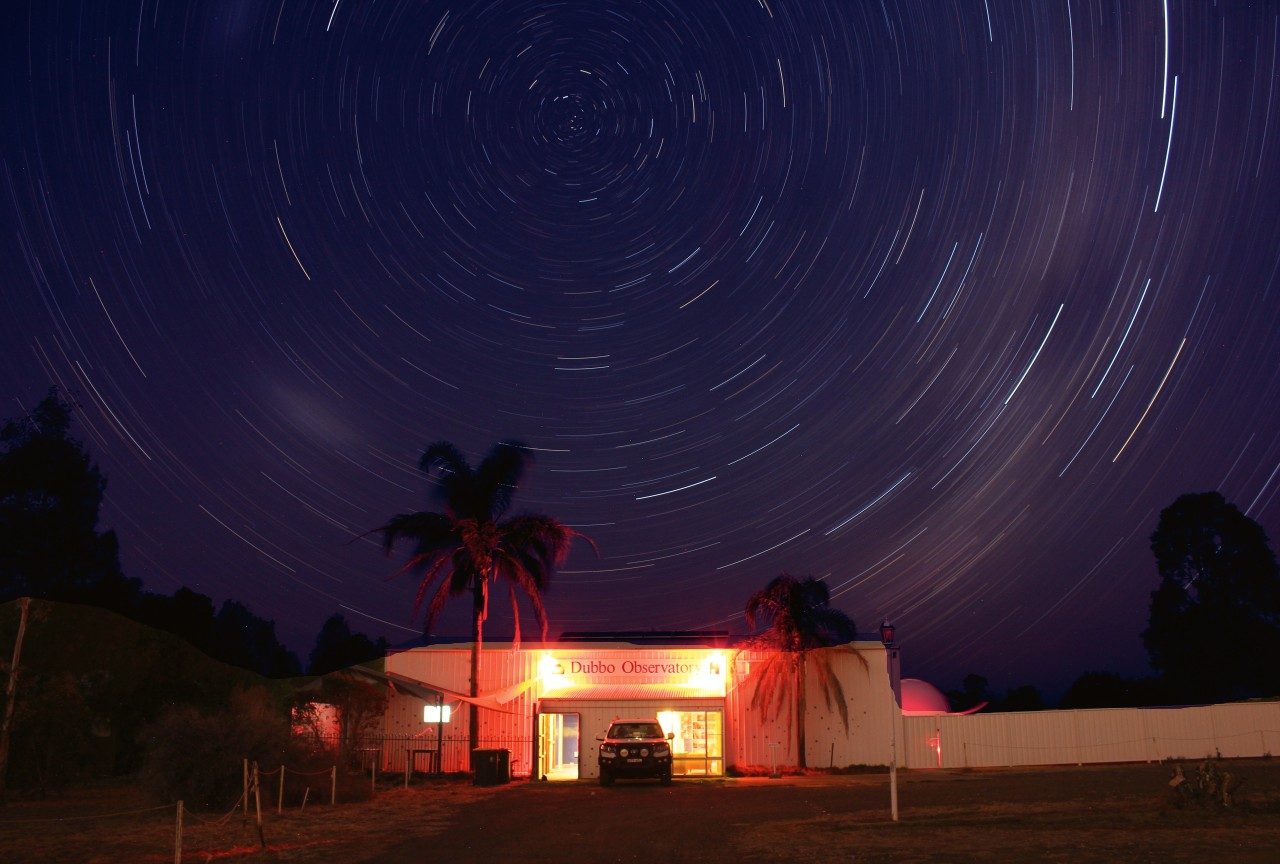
[901,701,1280,769]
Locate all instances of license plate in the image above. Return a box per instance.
[627,758,642,763]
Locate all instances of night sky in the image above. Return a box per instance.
[4,1,1280,693]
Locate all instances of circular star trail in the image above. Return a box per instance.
[4,1,1280,690]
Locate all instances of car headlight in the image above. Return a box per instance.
[600,745,616,757]
[641,748,649,757]
[653,744,670,756]
[620,747,629,757]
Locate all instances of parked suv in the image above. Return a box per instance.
[597,719,674,786]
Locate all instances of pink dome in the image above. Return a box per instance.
[900,678,951,715]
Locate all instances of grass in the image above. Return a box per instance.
[2,761,1278,863]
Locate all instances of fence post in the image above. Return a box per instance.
[330,765,337,806]
[253,762,265,848]
[242,759,249,817]
[404,750,410,790]
[277,766,285,815]
[174,800,183,864]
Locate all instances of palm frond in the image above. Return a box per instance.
[423,575,455,635]
[475,441,533,520]
[810,649,851,729]
[377,511,456,556]
[419,441,476,516]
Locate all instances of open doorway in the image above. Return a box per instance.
[537,712,580,781]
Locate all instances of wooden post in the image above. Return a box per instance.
[404,750,410,790]
[253,762,265,848]
[330,765,336,806]
[174,800,183,864]
[242,759,249,817]
[0,597,32,800]
[277,766,284,815]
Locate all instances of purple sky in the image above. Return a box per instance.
[4,1,1280,693]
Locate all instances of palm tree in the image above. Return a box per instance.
[744,574,858,770]
[378,440,586,753]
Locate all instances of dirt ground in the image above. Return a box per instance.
[3,762,1279,863]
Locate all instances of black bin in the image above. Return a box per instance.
[471,748,511,786]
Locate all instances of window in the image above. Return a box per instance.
[656,710,723,776]
[423,704,452,723]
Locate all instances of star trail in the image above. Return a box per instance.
[4,1,1280,691]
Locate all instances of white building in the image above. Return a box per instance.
[380,636,899,779]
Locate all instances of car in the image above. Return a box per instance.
[596,718,674,786]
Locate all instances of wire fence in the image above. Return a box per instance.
[306,733,535,777]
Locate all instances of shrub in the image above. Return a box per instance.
[139,686,292,809]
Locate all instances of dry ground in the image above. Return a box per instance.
[2,762,1279,863]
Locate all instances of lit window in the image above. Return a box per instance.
[423,704,452,723]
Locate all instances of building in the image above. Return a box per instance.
[380,636,899,779]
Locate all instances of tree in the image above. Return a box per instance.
[995,684,1046,712]
[377,441,587,753]
[1143,492,1280,702]
[0,388,139,606]
[946,673,991,713]
[292,672,389,763]
[1060,671,1164,709]
[743,574,858,770]
[307,614,387,676]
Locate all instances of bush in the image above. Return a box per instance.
[7,672,99,795]
[139,686,292,809]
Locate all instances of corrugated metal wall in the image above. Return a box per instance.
[385,645,540,773]
[726,643,896,769]
[901,702,1280,768]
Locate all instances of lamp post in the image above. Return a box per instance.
[879,618,900,822]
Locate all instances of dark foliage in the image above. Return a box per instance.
[0,390,300,679]
[0,388,139,608]
[945,673,991,712]
[139,687,294,809]
[291,671,389,764]
[1144,491,1280,701]
[307,614,388,676]
[944,674,1046,712]
[1,599,287,785]
[996,684,1046,712]
[1059,671,1168,709]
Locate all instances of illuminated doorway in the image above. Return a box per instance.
[656,710,724,776]
[538,712,580,781]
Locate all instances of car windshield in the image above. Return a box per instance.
[608,722,664,739]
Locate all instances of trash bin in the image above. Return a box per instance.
[471,748,510,786]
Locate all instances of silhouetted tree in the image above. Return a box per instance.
[995,684,1046,712]
[743,574,859,769]
[1060,671,1165,709]
[307,614,387,675]
[209,601,300,678]
[946,673,991,712]
[292,672,389,763]
[1143,491,1280,701]
[0,388,139,607]
[377,441,588,753]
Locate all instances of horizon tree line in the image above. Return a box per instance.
[4,386,1280,775]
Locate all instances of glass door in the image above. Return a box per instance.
[537,712,580,781]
